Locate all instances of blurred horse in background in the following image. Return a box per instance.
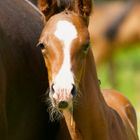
[89,1,140,85]
[37,0,139,139]
[0,0,58,139]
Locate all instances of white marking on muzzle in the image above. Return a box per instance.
[53,20,77,92]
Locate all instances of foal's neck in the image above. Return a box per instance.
[63,50,110,140]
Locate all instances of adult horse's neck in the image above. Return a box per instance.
[61,49,110,140]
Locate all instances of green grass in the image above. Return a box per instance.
[97,46,140,138]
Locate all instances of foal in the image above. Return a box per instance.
[37,0,139,139]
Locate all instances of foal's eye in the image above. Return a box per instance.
[83,43,90,53]
[37,43,45,50]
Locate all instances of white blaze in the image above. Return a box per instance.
[54,20,77,90]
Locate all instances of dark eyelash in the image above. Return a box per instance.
[83,43,90,52]
[37,43,45,50]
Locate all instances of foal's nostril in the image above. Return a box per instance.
[58,101,68,109]
[71,84,77,96]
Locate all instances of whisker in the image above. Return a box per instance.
[46,97,63,121]
[40,87,50,103]
[39,87,64,121]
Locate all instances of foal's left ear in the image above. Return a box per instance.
[74,0,93,24]
[37,0,58,21]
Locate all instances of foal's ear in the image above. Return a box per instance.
[37,0,58,21]
[74,0,93,24]
[37,0,93,23]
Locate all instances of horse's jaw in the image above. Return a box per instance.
[63,110,83,140]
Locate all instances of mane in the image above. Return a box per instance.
[56,0,92,17]
[56,0,73,10]
[37,0,92,23]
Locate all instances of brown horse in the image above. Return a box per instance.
[30,0,140,66]
[89,0,140,66]
[0,0,59,139]
[37,0,139,139]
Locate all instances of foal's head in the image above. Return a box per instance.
[37,0,92,120]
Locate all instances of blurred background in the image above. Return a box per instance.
[91,0,140,137]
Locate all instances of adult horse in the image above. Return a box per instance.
[37,0,139,139]
[0,0,58,139]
